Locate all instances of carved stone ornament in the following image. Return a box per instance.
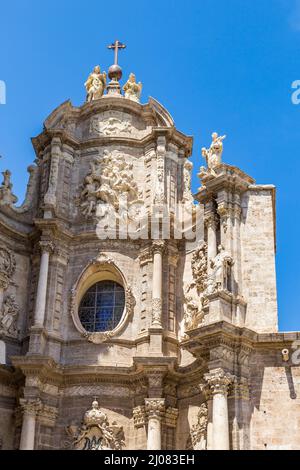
[79,149,143,219]
[145,398,165,420]
[183,241,208,332]
[186,403,208,450]
[201,132,226,176]
[90,116,134,137]
[133,406,146,428]
[66,399,125,450]
[151,298,162,327]
[182,160,194,204]
[204,368,234,396]
[0,245,16,289]
[0,295,19,338]
[0,170,18,207]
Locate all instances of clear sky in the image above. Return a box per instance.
[0,0,299,331]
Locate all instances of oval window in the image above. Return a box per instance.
[78,280,125,332]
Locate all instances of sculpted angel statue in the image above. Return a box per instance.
[201,132,226,174]
[123,73,142,102]
[85,66,107,102]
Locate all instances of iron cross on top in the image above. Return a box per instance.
[107,40,126,65]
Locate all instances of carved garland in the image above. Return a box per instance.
[70,253,136,344]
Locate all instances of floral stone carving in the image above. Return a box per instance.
[66,399,125,450]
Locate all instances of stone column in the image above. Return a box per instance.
[19,399,41,450]
[33,241,54,327]
[204,368,233,450]
[151,240,165,327]
[205,212,218,267]
[145,398,165,450]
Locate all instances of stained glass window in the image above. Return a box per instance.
[78,281,125,332]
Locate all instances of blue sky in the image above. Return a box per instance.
[0,0,299,331]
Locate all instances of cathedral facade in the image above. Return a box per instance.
[0,52,300,451]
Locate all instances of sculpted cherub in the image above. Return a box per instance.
[85,65,107,102]
[123,73,142,102]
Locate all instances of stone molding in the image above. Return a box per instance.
[133,405,146,428]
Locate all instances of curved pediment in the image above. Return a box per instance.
[38,95,175,144]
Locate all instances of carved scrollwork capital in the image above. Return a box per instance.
[145,398,165,420]
[19,398,42,416]
[151,240,166,256]
[204,212,218,230]
[204,368,234,396]
[39,240,55,254]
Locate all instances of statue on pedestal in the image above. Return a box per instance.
[123,73,142,102]
[85,66,107,101]
[201,132,226,176]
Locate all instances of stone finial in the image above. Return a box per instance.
[0,170,18,207]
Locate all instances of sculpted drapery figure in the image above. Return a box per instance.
[201,132,226,175]
[123,73,142,102]
[85,66,107,102]
[206,244,234,294]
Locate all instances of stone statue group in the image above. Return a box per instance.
[85,66,142,103]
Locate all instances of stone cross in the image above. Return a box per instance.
[107,40,126,65]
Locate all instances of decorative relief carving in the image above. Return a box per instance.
[186,403,208,450]
[0,246,16,289]
[79,150,142,219]
[133,406,146,428]
[90,116,134,137]
[151,298,162,327]
[165,407,178,428]
[154,137,166,204]
[183,241,208,332]
[66,399,125,450]
[0,295,19,338]
[0,170,18,206]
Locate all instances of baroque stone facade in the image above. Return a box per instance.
[0,55,300,451]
